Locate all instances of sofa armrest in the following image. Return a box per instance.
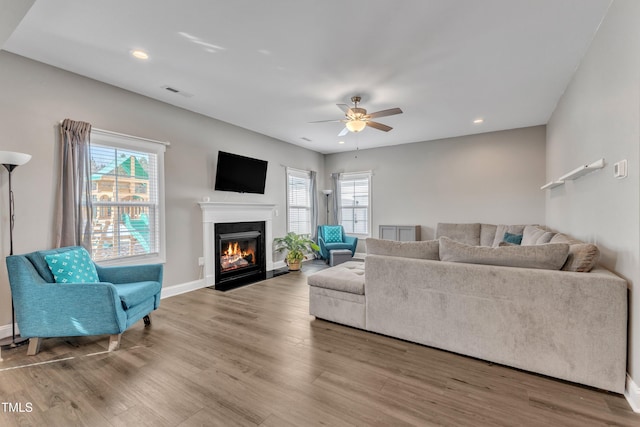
[95,263,163,284]
[344,235,358,245]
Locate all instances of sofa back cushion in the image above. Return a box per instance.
[435,223,481,246]
[439,237,569,270]
[366,238,439,260]
[480,224,498,246]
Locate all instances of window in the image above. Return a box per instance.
[287,168,312,235]
[338,172,371,236]
[89,129,166,264]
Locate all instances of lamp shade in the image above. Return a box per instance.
[0,151,31,166]
[345,120,366,133]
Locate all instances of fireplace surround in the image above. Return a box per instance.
[199,202,275,290]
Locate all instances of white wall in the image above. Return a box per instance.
[324,126,546,244]
[0,51,324,327]
[546,0,640,389]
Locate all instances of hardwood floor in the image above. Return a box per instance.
[0,261,638,426]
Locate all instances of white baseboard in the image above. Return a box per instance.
[0,323,19,341]
[625,373,640,413]
[160,279,207,299]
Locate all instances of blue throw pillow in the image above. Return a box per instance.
[323,226,343,243]
[44,247,100,284]
[503,232,523,245]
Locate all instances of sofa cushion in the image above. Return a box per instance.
[307,261,365,295]
[492,224,527,247]
[44,247,100,284]
[550,233,600,272]
[522,225,555,246]
[439,237,569,270]
[503,232,523,245]
[435,223,481,246]
[116,280,162,309]
[366,238,439,260]
[323,226,343,243]
[480,224,498,247]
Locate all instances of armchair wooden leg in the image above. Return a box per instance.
[143,315,151,326]
[27,338,41,356]
[108,334,121,351]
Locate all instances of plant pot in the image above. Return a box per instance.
[287,259,302,271]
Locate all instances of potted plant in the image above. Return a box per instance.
[273,232,320,271]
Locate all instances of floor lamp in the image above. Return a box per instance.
[0,151,32,350]
[322,189,332,224]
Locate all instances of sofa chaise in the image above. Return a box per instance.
[307,223,628,393]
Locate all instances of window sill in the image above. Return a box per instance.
[95,253,166,267]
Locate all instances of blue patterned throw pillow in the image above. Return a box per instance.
[324,226,343,243]
[44,248,100,284]
[503,232,523,245]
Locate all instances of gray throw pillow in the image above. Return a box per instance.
[439,237,569,270]
[366,238,439,260]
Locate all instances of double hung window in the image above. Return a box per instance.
[338,172,371,236]
[89,129,166,264]
[286,168,312,235]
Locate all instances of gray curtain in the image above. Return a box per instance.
[54,119,93,251]
[310,170,318,241]
[330,172,340,225]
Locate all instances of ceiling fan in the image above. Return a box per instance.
[310,96,403,136]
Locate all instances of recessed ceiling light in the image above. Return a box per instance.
[473,118,484,124]
[131,49,149,60]
[338,141,345,144]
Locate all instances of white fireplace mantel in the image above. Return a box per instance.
[199,201,276,287]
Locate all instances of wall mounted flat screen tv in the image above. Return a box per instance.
[214,151,268,194]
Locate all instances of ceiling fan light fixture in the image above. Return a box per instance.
[345,120,366,133]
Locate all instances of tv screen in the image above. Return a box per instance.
[214,151,268,194]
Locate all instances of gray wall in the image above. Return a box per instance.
[546,0,640,385]
[324,126,546,246]
[0,51,324,327]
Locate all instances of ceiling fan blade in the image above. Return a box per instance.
[365,107,403,119]
[308,119,344,123]
[337,104,351,113]
[366,121,393,132]
[338,127,349,137]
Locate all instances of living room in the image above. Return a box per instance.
[0,0,639,424]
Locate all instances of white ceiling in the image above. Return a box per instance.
[3,0,611,154]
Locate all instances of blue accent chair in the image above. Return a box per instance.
[317,225,358,261]
[6,246,163,355]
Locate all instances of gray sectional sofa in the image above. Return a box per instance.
[307,223,628,393]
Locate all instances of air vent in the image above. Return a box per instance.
[161,86,194,98]
[300,137,312,142]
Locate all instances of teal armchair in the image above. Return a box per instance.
[317,225,358,260]
[6,246,162,355]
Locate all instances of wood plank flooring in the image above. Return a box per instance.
[0,261,638,426]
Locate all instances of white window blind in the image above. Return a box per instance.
[338,171,371,235]
[89,129,166,264]
[287,168,312,235]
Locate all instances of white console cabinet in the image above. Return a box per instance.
[379,225,421,241]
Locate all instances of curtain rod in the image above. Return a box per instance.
[59,121,170,146]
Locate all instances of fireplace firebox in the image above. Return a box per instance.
[215,221,266,291]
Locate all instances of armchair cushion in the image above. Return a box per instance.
[116,281,162,309]
[44,247,99,284]
[323,226,343,243]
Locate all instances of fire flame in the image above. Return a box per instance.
[221,241,256,270]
